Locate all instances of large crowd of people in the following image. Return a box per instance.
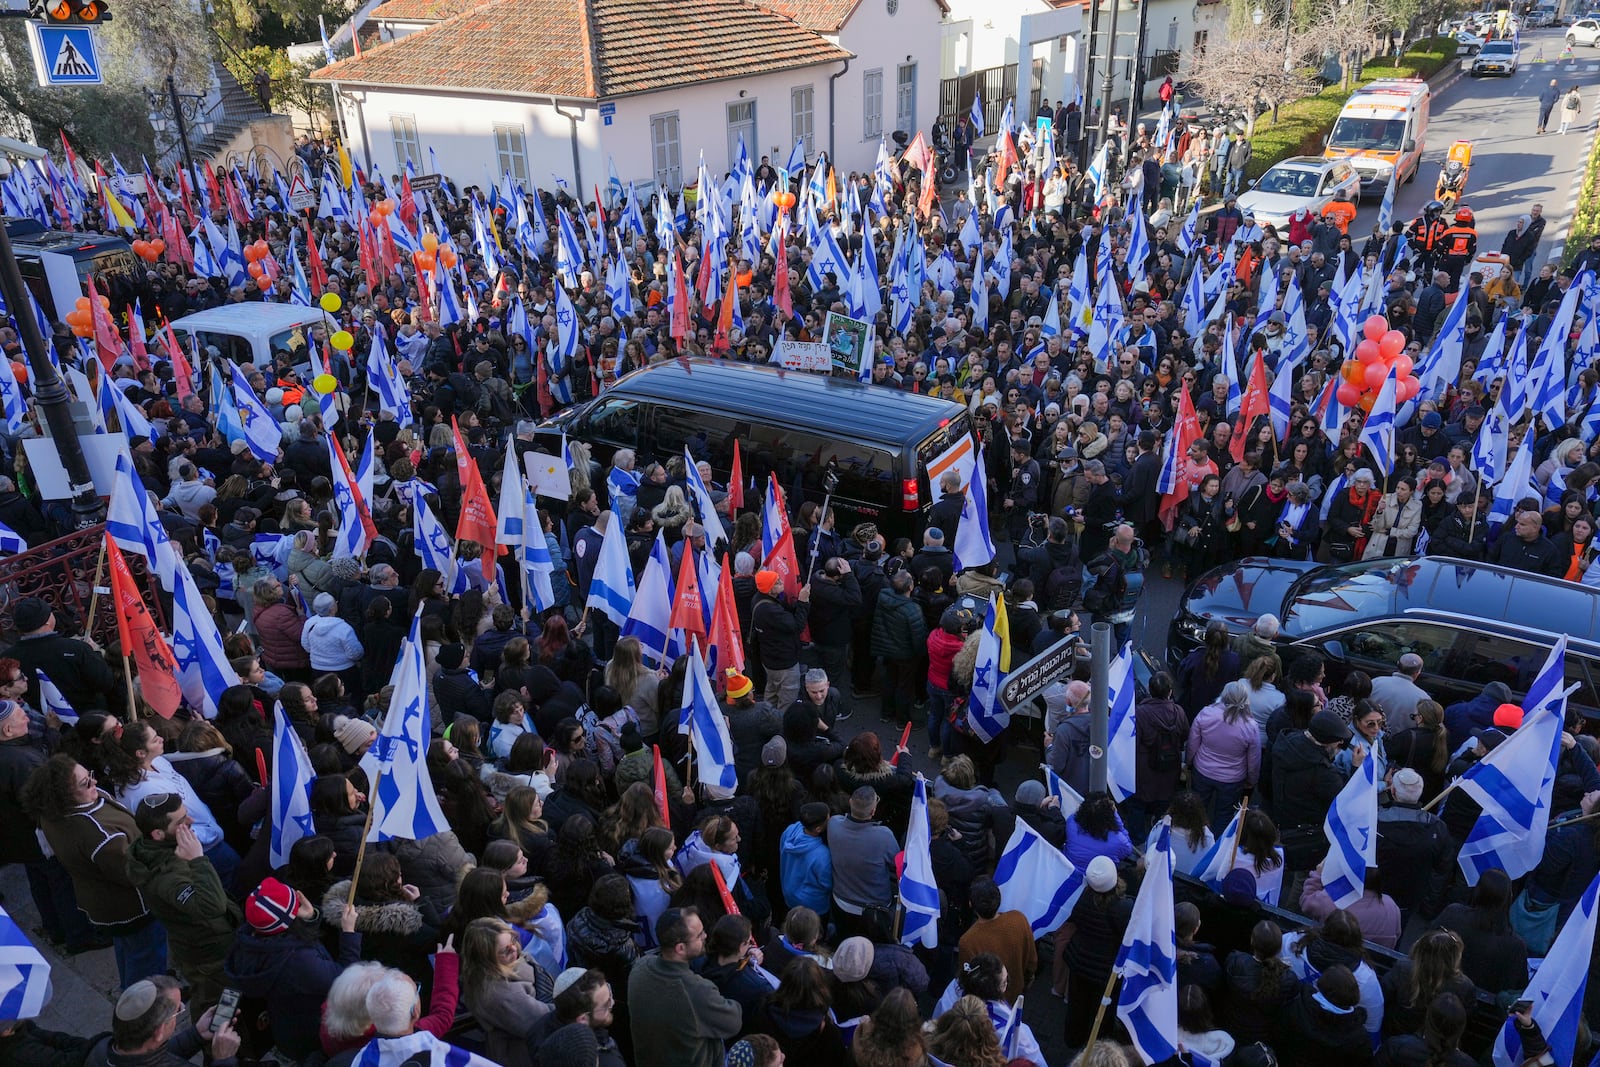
[0,92,1594,1067]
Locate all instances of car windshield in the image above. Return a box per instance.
[1482,42,1515,54]
[1253,167,1320,196]
[1328,117,1406,151]
[1280,558,1406,637]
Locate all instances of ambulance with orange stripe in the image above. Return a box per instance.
[1323,79,1431,194]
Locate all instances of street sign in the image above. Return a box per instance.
[26,22,101,86]
[600,102,616,127]
[286,173,317,212]
[409,173,442,192]
[1000,635,1083,712]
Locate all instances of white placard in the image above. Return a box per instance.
[22,432,129,500]
[776,339,830,372]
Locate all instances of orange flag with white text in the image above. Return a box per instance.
[106,535,182,719]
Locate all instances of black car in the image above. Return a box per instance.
[1166,555,1600,717]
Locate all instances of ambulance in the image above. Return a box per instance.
[1323,78,1430,193]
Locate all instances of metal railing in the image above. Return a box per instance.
[938,63,1019,129]
[0,523,165,647]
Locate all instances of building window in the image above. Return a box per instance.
[863,69,883,139]
[792,86,815,158]
[390,114,421,171]
[650,111,683,190]
[1167,17,1180,50]
[1193,29,1209,57]
[493,124,529,186]
[896,63,916,135]
[727,100,756,173]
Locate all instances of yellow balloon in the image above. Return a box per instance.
[330,330,354,351]
[313,373,338,394]
[319,293,342,313]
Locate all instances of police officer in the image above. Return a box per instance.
[1406,199,1450,278]
[1437,206,1479,289]
[1004,436,1041,542]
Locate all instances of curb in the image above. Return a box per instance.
[1551,120,1600,265]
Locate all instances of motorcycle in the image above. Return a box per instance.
[1435,140,1472,210]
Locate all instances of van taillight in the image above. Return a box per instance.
[902,478,919,509]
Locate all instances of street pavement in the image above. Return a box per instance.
[10,36,1599,1054]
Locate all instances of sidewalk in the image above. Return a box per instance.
[0,863,119,1034]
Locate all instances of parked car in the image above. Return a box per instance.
[1236,155,1361,230]
[1568,17,1600,45]
[1452,29,1486,53]
[1471,39,1520,74]
[1165,556,1600,718]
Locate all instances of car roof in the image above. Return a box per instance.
[605,358,968,443]
[1269,156,1334,170]
[168,304,328,333]
[1286,556,1600,655]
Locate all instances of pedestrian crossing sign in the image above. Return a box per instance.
[26,23,103,87]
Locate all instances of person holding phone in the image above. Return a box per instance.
[86,976,241,1067]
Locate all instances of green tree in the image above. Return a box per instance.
[0,23,158,160]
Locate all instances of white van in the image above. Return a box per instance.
[1323,78,1430,192]
[168,303,331,373]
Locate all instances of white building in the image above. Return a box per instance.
[313,0,946,196]
[940,0,1083,138]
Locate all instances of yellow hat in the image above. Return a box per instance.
[725,670,753,700]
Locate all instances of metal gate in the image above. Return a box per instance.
[0,523,165,646]
[938,64,1018,130]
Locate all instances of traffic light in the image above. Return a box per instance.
[29,0,111,23]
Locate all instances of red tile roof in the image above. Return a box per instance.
[368,0,480,20]
[313,0,852,99]
[767,0,947,33]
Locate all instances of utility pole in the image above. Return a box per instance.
[1123,0,1152,162]
[1088,621,1112,793]
[1097,0,1124,155]
[1082,0,1102,171]
[166,74,196,181]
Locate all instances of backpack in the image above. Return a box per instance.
[1042,561,1081,611]
[1143,717,1184,774]
[1082,558,1126,614]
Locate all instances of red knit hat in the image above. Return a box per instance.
[245,876,304,934]
[1493,704,1524,730]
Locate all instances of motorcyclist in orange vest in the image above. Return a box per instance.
[1405,199,1450,277]
[1436,206,1478,289]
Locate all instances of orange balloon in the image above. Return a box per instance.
[242,245,260,262]
[1357,393,1376,412]
[71,324,92,337]
[149,238,165,256]
[369,210,384,227]
[98,295,109,309]
[74,296,90,310]
[440,247,458,268]
[422,233,439,253]
[131,239,147,256]
[256,275,273,291]
[64,310,88,327]
[254,239,268,255]
[380,198,395,215]
[247,261,265,278]
[775,191,796,209]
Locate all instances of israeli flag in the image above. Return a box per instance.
[413,493,466,595]
[520,489,557,615]
[996,816,1085,935]
[1488,423,1538,534]
[0,904,51,1021]
[1456,635,1569,884]
[1106,642,1137,803]
[1177,200,1201,257]
[328,436,369,560]
[269,703,316,867]
[36,671,76,724]
[1491,870,1600,1067]
[966,594,1009,744]
[1193,807,1243,885]
[622,532,676,668]
[230,362,281,462]
[1043,765,1083,818]
[0,353,23,436]
[678,640,738,792]
[1376,169,1398,235]
[100,372,152,442]
[968,93,986,139]
[682,446,729,549]
[106,453,179,592]
[1321,741,1379,909]
[171,563,240,718]
[1088,267,1124,371]
[1115,822,1179,1066]
[1417,273,1469,402]
[351,1023,499,1067]
[495,436,526,549]
[1357,364,1398,475]
[607,465,641,508]
[364,610,450,842]
[952,444,995,570]
[1473,400,1509,482]
[550,282,579,406]
[585,512,636,627]
[900,775,940,948]
[251,533,292,580]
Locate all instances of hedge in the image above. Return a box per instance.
[1565,128,1600,270]
[1245,36,1457,178]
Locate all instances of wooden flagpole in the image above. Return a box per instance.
[84,536,109,633]
[120,651,140,721]
[345,801,378,908]
[1084,967,1121,1049]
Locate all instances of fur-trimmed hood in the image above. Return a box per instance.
[323,879,425,936]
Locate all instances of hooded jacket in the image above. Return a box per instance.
[125,838,238,968]
[1270,730,1344,830]
[778,821,833,916]
[1274,985,1372,1067]
[755,1003,847,1066]
[322,879,443,997]
[225,924,363,1060]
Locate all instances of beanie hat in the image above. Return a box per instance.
[1015,779,1047,807]
[754,570,779,594]
[333,715,377,754]
[1086,855,1118,893]
[832,937,876,983]
[725,670,753,700]
[245,876,303,934]
[761,736,788,768]
[538,1023,599,1067]
[1475,727,1508,754]
[1309,710,1353,745]
[1493,703,1524,730]
[436,643,466,670]
[11,598,49,634]
[1421,411,1443,430]
[1221,868,1259,907]
[619,721,643,753]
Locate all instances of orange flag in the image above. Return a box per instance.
[995,131,1018,191]
[162,322,194,401]
[84,275,121,371]
[106,535,182,719]
[651,745,671,826]
[707,561,744,674]
[450,418,500,579]
[726,440,744,519]
[670,249,690,341]
[712,271,737,354]
[669,542,707,638]
[1233,351,1271,465]
[1159,386,1202,531]
[773,227,792,320]
[708,859,741,916]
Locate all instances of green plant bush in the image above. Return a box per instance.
[1565,131,1600,271]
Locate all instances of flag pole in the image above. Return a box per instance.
[1084,967,1121,1049]
[1421,779,1459,813]
[1227,794,1249,872]
[84,536,109,631]
[345,800,378,908]
[1547,808,1600,832]
[120,651,140,722]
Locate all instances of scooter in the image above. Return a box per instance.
[1435,140,1473,210]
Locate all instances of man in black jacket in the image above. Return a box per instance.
[750,571,811,708]
[0,477,49,547]
[806,557,861,700]
[431,643,492,722]
[1488,508,1562,576]
[1429,494,1486,560]
[1119,431,1163,548]
[2,598,115,713]
[1376,768,1454,923]
[929,470,965,549]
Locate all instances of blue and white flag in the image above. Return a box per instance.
[350,1021,499,1067]
[995,816,1084,935]
[622,532,676,668]
[1357,364,1398,475]
[1473,400,1508,483]
[0,904,50,1021]
[230,362,281,462]
[679,640,738,792]
[1417,274,1469,402]
[1193,807,1243,886]
[106,453,179,592]
[952,444,995,570]
[1176,200,1201,256]
[967,594,1009,744]
[1043,765,1084,819]
[328,436,370,560]
[520,489,557,615]
[968,94,986,139]
[413,493,466,595]
[1491,870,1600,1067]
[0,518,25,557]
[495,436,527,549]
[585,513,636,627]
[364,610,450,842]
[1457,635,1569,884]
[550,281,579,407]
[682,446,729,549]
[1117,822,1179,1066]
[1376,169,1398,235]
[1489,423,1538,533]
[269,703,316,868]
[171,563,240,718]
[0,353,22,436]
[1106,642,1137,803]
[100,372,151,442]
[35,671,75,724]
[900,775,940,948]
[1321,740,1379,909]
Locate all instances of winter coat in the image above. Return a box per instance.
[1275,985,1372,1067]
[931,777,1007,871]
[566,906,641,994]
[315,812,370,876]
[37,794,146,926]
[1063,892,1135,986]
[225,925,363,1061]
[1428,903,1529,994]
[125,838,239,974]
[697,957,773,1032]
[434,667,493,723]
[464,964,551,1067]
[806,572,861,648]
[322,880,443,997]
[1134,695,1189,803]
[750,593,809,670]
[300,613,364,671]
[834,760,915,838]
[253,601,309,671]
[926,627,966,690]
[3,632,116,713]
[391,830,475,914]
[0,734,51,863]
[754,1003,847,1067]
[1220,952,1300,1045]
[725,701,783,783]
[626,953,744,1067]
[1271,729,1344,829]
[82,1026,214,1067]
[869,588,928,661]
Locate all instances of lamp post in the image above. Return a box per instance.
[0,162,103,529]
[1097,0,1124,159]
[1123,0,1151,163]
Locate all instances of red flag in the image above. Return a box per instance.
[201,162,223,216]
[398,172,418,228]
[727,440,744,519]
[773,227,792,320]
[164,322,194,401]
[707,561,744,674]
[1159,387,1203,530]
[304,220,327,296]
[712,271,737,354]
[708,859,740,916]
[670,249,690,341]
[1233,351,1271,465]
[695,238,716,305]
[105,535,182,719]
[175,166,197,225]
[84,274,121,371]
[651,745,671,826]
[761,473,802,598]
[669,542,707,638]
[889,721,913,766]
[995,131,1018,191]
[450,418,500,579]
